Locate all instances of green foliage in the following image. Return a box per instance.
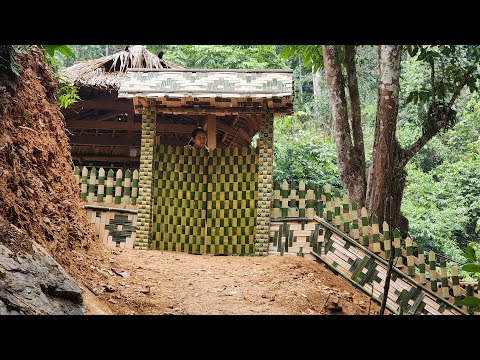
[404,45,480,137]
[402,108,480,261]
[0,45,29,79]
[41,45,79,108]
[454,243,480,313]
[42,45,75,59]
[148,45,287,70]
[279,45,324,72]
[273,114,340,187]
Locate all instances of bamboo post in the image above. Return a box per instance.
[361,207,369,246]
[418,244,426,284]
[288,180,298,217]
[324,184,332,222]
[429,251,438,292]
[74,166,80,189]
[123,169,132,205]
[306,182,316,218]
[81,166,88,202]
[273,182,282,218]
[88,166,97,203]
[131,169,139,205]
[334,189,341,226]
[315,184,323,218]
[393,229,402,268]
[351,201,359,242]
[383,221,391,259]
[298,181,306,218]
[342,194,350,233]
[97,167,105,203]
[105,169,114,204]
[281,180,289,218]
[405,237,415,277]
[114,169,123,205]
[451,266,462,303]
[440,259,449,299]
[466,285,475,315]
[273,230,278,247]
[372,215,381,253]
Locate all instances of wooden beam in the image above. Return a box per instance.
[66,120,194,134]
[69,98,133,111]
[152,106,291,115]
[206,114,217,149]
[70,135,141,146]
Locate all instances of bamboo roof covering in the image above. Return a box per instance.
[118,68,294,115]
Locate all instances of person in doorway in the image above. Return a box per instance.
[185,127,210,152]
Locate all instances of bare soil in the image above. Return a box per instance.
[79,247,381,315]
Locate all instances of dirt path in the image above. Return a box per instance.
[80,247,382,315]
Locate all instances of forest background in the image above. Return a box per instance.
[54,44,480,274]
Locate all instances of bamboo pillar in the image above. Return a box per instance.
[254,110,274,255]
[134,98,157,250]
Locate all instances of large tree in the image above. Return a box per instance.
[281,45,480,233]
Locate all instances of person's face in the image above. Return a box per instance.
[193,132,207,149]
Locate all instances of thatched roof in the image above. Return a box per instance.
[62,45,184,91]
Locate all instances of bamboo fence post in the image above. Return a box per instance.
[273,182,281,218]
[306,182,316,218]
[351,201,359,242]
[131,169,139,205]
[451,266,462,303]
[383,221,391,259]
[429,251,438,292]
[281,180,289,218]
[361,207,369,247]
[88,166,97,203]
[97,167,105,203]
[81,166,88,202]
[315,184,323,218]
[298,181,306,218]
[418,244,426,284]
[440,259,449,299]
[393,229,402,268]
[74,166,80,188]
[114,169,123,205]
[288,180,298,218]
[372,215,380,253]
[123,169,132,205]
[405,237,415,277]
[334,189,341,226]
[105,169,114,204]
[324,184,332,222]
[342,194,350,233]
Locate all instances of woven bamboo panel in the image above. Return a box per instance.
[119,70,293,99]
[151,145,208,254]
[322,230,463,315]
[84,209,137,249]
[206,147,258,254]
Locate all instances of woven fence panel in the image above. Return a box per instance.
[206,147,258,254]
[151,145,208,254]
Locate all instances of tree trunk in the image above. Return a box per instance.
[365,45,404,232]
[323,45,366,207]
